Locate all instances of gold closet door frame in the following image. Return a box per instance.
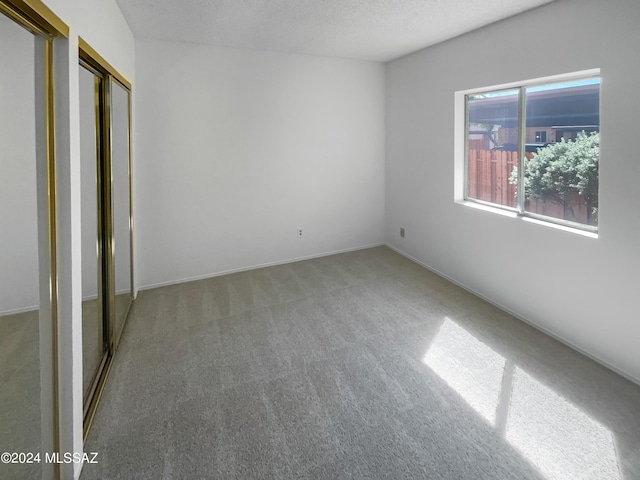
[0,2,68,479]
[78,61,109,423]
[78,59,113,437]
[0,0,68,37]
[79,37,134,442]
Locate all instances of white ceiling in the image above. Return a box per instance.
[115,0,555,62]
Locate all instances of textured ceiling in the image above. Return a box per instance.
[115,0,555,62]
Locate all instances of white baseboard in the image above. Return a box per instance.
[385,243,640,387]
[0,304,39,316]
[138,243,386,292]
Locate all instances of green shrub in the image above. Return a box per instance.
[510,131,599,223]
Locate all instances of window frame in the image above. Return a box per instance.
[460,70,601,234]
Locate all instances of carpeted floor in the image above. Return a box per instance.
[0,310,41,480]
[80,246,640,480]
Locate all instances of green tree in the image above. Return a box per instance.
[510,131,599,224]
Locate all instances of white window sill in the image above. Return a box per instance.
[456,200,598,239]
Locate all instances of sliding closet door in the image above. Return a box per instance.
[0,5,62,478]
[79,41,134,438]
[79,64,108,410]
[110,80,133,342]
[0,14,42,480]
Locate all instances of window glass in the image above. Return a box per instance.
[466,89,519,208]
[523,79,600,226]
[464,75,600,230]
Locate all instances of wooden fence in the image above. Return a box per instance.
[468,149,518,208]
[467,149,592,225]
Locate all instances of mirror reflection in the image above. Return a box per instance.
[110,80,132,340]
[79,52,134,435]
[80,65,105,401]
[0,12,42,480]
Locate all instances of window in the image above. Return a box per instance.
[535,131,546,143]
[464,75,600,231]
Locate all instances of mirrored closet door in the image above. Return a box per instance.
[79,42,133,438]
[79,62,108,425]
[0,2,66,479]
[0,13,45,480]
[110,79,133,343]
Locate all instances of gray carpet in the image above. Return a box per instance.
[0,310,41,480]
[78,246,640,480]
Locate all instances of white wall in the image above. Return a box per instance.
[0,16,39,314]
[135,40,386,288]
[386,0,640,383]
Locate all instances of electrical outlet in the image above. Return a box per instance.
[297,228,303,238]
[400,227,405,238]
